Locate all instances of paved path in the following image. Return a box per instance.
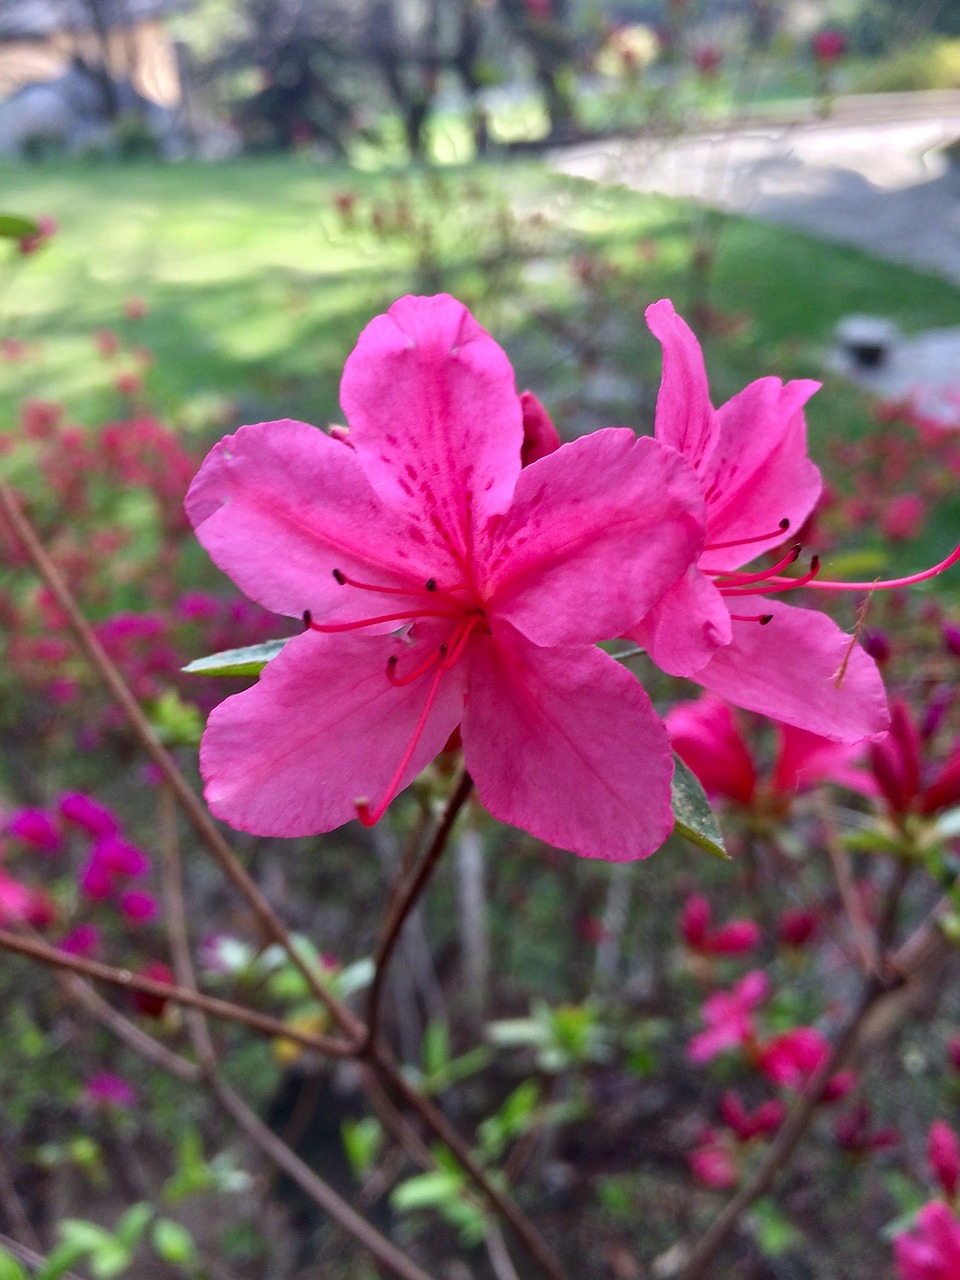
[552,91,960,284]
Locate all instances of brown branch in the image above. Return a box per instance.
[0,1159,41,1252]
[0,1231,85,1280]
[361,770,473,1053]
[0,929,348,1057]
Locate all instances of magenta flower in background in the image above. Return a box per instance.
[928,1121,960,1200]
[628,300,891,745]
[84,1072,136,1108]
[689,1131,738,1188]
[58,792,120,838]
[679,892,760,957]
[894,1201,960,1280]
[188,294,706,860]
[119,889,159,924]
[0,868,55,928]
[812,28,846,64]
[6,807,62,853]
[687,970,769,1064]
[719,1091,785,1142]
[59,923,101,957]
[93,836,149,879]
[666,693,875,810]
[869,700,960,819]
[756,1026,829,1090]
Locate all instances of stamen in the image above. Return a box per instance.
[710,545,801,587]
[789,540,960,593]
[307,608,461,633]
[729,613,774,625]
[355,662,447,827]
[721,556,820,597]
[704,519,790,552]
[441,614,485,667]
[331,567,434,598]
[425,578,437,592]
[386,645,446,687]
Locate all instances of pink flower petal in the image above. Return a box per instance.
[772,722,876,795]
[340,294,523,543]
[695,598,889,742]
[645,299,718,472]
[627,564,731,678]
[187,419,441,621]
[486,430,705,646]
[461,627,674,860]
[200,629,466,836]
[666,694,756,804]
[700,376,822,573]
[520,390,561,466]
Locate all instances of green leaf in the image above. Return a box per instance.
[423,1020,450,1076]
[391,1170,463,1213]
[0,1246,28,1280]
[35,1242,89,1280]
[151,1219,198,1266]
[182,637,292,678]
[341,1116,383,1181]
[671,755,727,858]
[89,1241,133,1279]
[115,1203,153,1249]
[0,214,37,239]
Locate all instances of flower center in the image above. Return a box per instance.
[304,568,487,826]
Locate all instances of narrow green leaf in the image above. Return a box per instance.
[182,637,292,678]
[0,215,37,239]
[0,1246,27,1280]
[151,1219,197,1266]
[671,755,727,859]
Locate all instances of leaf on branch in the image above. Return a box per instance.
[0,214,38,239]
[181,637,292,678]
[671,754,728,859]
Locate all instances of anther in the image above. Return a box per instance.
[303,610,312,627]
[333,568,346,584]
[425,578,437,591]
[730,613,774,625]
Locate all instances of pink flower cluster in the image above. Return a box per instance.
[3,791,159,933]
[894,1122,960,1279]
[185,293,960,860]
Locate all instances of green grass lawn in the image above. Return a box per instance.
[3,152,960,585]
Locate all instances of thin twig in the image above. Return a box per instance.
[823,826,878,976]
[0,1158,41,1251]
[361,771,473,1054]
[0,929,349,1056]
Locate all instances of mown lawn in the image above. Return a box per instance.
[4,152,960,582]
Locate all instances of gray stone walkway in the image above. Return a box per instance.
[552,93,960,425]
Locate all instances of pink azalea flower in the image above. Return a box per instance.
[627,301,960,744]
[93,836,149,879]
[0,868,54,927]
[756,1026,828,1090]
[59,923,101,956]
[6,807,61,853]
[687,970,769,1064]
[679,892,760,956]
[666,693,875,808]
[17,215,57,255]
[84,1072,136,1108]
[58,792,120,838]
[929,1121,960,1200]
[812,29,846,64]
[777,907,819,950]
[833,1100,899,1156]
[689,1131,738,1188]
[719,1091,785,1141]
[870,701,960,818]
[188,294,705,860]
[894,1201,960,1280]
[119,889,159,924]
